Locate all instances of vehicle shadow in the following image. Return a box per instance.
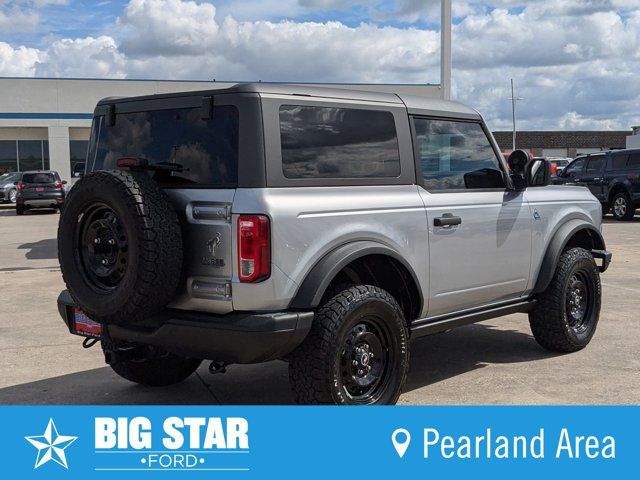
[0,322,558,405]
[0,208,58,217]
[18,238,58,260]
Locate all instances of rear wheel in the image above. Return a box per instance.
[288,285,409,405]
[8,189,17,203]
[102,339,202,387]
[611,191,635,221]
[529,248,601,352]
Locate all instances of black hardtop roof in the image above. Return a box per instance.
[96,82,481,120]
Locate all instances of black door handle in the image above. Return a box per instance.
[434,214,462,227]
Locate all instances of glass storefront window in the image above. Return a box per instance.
[18,140,45,172]
[0,141,18,174]
[69,140,88,177]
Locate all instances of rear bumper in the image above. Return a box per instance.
[19,192,64,207]
[57,290,313,364]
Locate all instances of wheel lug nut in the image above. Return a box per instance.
[358,369,363,375]
[352,360,358,366]
[94,238,100,244]
[108,239,115,245]
[101,259,108,265]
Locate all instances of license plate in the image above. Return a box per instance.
[36,187,44,192]
[72,309,102,338]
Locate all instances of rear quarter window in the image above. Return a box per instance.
[279,105,400,179]
[93,105,239,187]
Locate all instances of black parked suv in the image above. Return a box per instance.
[555,149,640,220]
[15,171,66,215]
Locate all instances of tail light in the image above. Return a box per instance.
[54,182,63,190]
[237,215,270,282]
[16,182,24,191]
[550,163,558,176]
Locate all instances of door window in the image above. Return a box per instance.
[564,158,585,176]
[585,156,605,173]
[413,118,505,191]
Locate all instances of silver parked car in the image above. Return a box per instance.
[56,83,611,405]
[0,171,22,203]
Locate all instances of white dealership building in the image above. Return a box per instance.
[0,77,442,182]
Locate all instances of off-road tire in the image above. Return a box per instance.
[611,191,635,221]
[529,248,601,352]
[289,285,409,405]
[58,170,183,325]
[102,339,201,387]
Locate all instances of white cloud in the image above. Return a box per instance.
[0,0,638,130]
[0,42,40,76]
[35,36,127,78]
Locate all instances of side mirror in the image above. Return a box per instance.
[526,158,551,187]
[507,150,529,190]
[62,180,68,184]
[13,181,18,185]
[74,171,83,178]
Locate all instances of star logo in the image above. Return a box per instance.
[25,418,78,469]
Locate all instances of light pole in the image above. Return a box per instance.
[508,78,523,151]
[441,0,452,100]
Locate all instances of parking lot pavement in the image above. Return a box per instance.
[0,203,638,405]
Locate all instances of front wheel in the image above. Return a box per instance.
[288,285,409,405]
[529,248,601,352]
[8,189,17,204]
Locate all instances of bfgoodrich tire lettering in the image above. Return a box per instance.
[58,170,183,325]
[529,247,601,352]
[288,285,409,405]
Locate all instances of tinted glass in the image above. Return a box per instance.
[43,141,50,170]
[93,106,239,186]
[18,140,44,171]
[0,140,17,173]
[564,158,585,175]
[628,153,640,168]
[609,154,628,171]
[585,156,604,173]
[279,105,400,179]
[413,118,504,190]
[23,172,56,183]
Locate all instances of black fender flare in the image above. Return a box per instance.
[533,219,605,294]
[288,240,424,311]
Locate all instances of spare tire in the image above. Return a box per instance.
[58,169,183,325]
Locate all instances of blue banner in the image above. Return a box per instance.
[1,406,635,478]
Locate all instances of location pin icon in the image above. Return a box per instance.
[391,428,411,458]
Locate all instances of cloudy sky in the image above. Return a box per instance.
[0,0,638,130]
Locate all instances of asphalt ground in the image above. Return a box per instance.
[0,203,638,404]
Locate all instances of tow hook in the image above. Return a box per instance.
[82,337,99,349]
[208,361,228,374]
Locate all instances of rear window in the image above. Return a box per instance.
[22,172,56,183]
[92,105,239,186]
[279,105,400,179]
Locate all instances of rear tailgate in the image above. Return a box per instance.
[165,189,235,314]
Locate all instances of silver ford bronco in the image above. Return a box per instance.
[57,83,611,405]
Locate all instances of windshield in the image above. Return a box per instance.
[92,105,239,186]
[22,172,56,183]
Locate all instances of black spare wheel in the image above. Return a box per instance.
[58,170,183,325]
